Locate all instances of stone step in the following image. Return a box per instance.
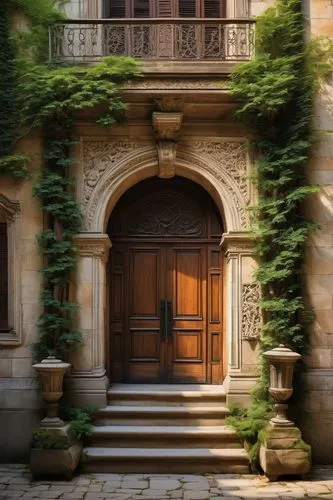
[83,447,250,474]
[94,405,230,426]
[107,384,226,406]
[87,424,242,448]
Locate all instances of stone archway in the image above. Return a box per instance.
[67,138,260,407]
[81,139,249,233]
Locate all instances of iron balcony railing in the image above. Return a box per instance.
[49,18,255,64]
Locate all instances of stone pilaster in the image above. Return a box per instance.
[221,231,260,405]
[65,233,111,407]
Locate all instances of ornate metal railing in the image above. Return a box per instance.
[49,18,255,64]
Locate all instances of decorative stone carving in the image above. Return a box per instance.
[74,233,111,263]
[0,194,20,223]
[153,112,183,140]
[241,283,261,340]
[127,191,205,237]
[178,141,249,228]
[82,141,150,225]
[156,141,177,178]
[154,97,184,112]
[182,140,249,203]
[125,79,223,90]
[152,112,183,179]
[81,138,250,231]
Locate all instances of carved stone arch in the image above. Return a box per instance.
[82,140,249,233]
[72,139,258,405]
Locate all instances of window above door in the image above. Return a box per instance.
[104,0,226,18]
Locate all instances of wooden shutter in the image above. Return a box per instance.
[106,0,126,17]
[178,0,196,17]
[157,0,173,17]
[133,0,150,17]
[203,0,223,17]
[0,223,8,330]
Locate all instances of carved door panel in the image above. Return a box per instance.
[108,178,224,383]
[166,245,207,383]
[126,245,167,382]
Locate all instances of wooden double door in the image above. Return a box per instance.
[108,177,223,383]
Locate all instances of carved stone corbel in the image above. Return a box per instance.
[152,111,183,179]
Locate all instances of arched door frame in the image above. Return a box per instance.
[67,145,260,407]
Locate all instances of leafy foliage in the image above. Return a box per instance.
[31,405,97,448]
[25,58,140,361]
[31,427,75,449]
[61,405,97,440]
[228,0,333,469]
[0,1,141,361]
[0,1,29,179]
[9,0,66,62]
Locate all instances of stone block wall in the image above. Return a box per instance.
[301,0,333,463]
[0,136,43,461]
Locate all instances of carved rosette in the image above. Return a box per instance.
[152,112,183,179]
[241,283,261,341]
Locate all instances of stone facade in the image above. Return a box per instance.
[0,0,332,465]
[301,0,333,464]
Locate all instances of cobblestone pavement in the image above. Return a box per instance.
[1,465,333,500]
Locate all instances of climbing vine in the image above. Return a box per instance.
[18,59,141,360]
[226,0,333,468]
[0,0,141,360]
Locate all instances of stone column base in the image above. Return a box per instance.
[64,373,109,408]
[259,423,311,481]
[224,373,258,407]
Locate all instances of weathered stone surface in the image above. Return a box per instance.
[263,426,303,450]
[2,465,333,499]
[183,491,210,500]
[150,479,181,490]
[29,443,82,479]
[260,447,311,480]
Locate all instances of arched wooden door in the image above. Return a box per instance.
[108,177,223,383]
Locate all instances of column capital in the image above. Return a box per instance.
[220,231,255,258]
[74,233,111,262]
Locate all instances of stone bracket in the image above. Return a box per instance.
[152,111,183,179]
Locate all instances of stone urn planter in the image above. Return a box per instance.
[259,345,311,481]
[31,357,82,479]
[33,356,70,427]
[30,425,82,480]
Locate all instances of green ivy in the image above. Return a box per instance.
[9,0,66,62]
[21,57,140,361]
[0,0,141,361]
[0,1,29,179]
[227,0,333,469]
[31,405,97,448]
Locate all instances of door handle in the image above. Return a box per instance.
[160,299,166,342]
[166,300,172,340]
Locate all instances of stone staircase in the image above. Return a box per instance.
[83,384,250,473]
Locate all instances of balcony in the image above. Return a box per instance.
[49,18,255,69]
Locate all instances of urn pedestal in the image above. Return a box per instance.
[30,357,81,478]
[259,345,311,481]
[33,356,70,427]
